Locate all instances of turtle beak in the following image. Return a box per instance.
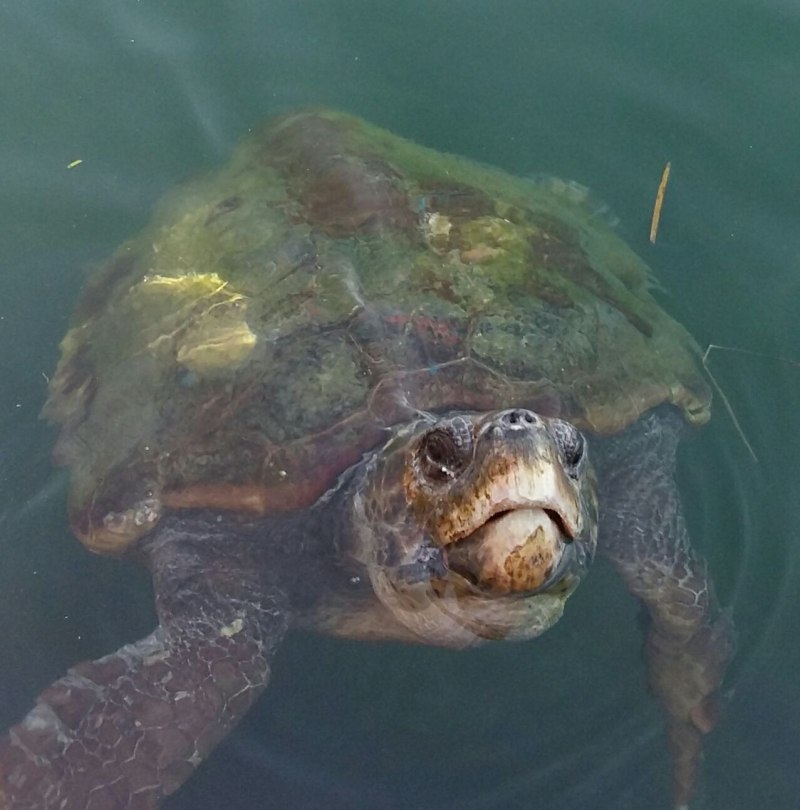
[523,535,583,596]
[445,504,584,595]
[428,410,592,595]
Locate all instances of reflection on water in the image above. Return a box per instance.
[1,1,799,808]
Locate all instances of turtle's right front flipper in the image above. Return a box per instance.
[594,406,735,809]
[0,518,288,809]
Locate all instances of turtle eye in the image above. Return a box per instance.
[419,422,471,483]
[550,419,586,478]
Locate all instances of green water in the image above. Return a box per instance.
[1,2,798,808]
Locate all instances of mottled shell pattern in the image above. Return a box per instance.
[44,109,711,554]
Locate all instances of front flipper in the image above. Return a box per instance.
[0,517,288,809]
[593,406,734,810]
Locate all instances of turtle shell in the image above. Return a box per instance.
[45,109,711,554]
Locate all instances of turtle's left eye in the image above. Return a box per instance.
[418,422,471,483]
[550,419,586,478]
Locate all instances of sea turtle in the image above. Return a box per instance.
[0,109,732,809]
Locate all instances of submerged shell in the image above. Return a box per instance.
[45,109,711,553]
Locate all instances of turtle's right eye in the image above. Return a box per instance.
[418,424,470,483]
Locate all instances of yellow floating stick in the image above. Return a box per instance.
[649,161,671,244]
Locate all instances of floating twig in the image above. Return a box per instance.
[649,161,671,244]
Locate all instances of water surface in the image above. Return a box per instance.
[1,2,799,808]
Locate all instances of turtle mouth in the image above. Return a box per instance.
[433,472,584,548]
[444,505,576,595]
[481,504,576,540]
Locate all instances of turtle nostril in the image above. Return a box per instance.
[504,409,535,427]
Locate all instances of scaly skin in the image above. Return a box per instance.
[0,411,596,808]
[0,519,288,809]
[594,406,735,809]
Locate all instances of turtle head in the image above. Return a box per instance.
[350,409,598,646]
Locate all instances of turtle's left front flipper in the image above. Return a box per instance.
[0,518,288,809]
[593,406,735,810]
